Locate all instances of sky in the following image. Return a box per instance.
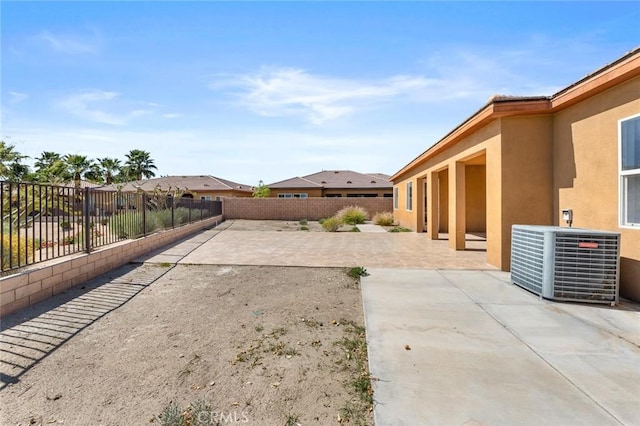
[2,1,639,186]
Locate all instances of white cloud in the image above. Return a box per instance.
[35,30,99,54]
[8,91,29,105]
[212,68,440,125]
[57,91,154,125]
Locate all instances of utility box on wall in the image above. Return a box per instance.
[511,225,620,305]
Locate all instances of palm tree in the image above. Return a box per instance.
[63,154,94,190]
[124,149,157,181]
[34,151,66,183]
[97,157,122,184]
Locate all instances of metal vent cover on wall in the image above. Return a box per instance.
[511,225,620,304]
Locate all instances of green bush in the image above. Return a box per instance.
[372,211,394,226]
[2,232,35,269]
[348,266,369,278]
[321,217,342,232]
[335,206,368,225]
[109,213,144,238]
[389,226,411,233]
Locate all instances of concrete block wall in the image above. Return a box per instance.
[0,215,223,317]
[223,197,394,221]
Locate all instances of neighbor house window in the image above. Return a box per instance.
[620,114,640,226]
[406,182,413,211]
[278,193,293,198]
[293,193,308,198]
[393,187,399,209]
[200,196,211,201]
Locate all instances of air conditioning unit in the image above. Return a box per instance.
[511,225,620,305]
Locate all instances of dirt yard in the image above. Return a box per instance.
[0,264,373,426]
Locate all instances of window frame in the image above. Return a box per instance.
[405,182,413,211]
[619,113,640,228]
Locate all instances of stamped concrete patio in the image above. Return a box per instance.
[172,220,491,269]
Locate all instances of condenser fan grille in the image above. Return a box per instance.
[553,233,619,301]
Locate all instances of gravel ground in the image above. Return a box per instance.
[0,263,373,426]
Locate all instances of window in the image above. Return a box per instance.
[293,193,308,198]
[393,187,398,209]
[278,193,293,198]
[200,196,211,201]
[620,114,640,226]
[406,182,413,211]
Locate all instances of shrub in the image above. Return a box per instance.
[335,206,368,225]
[348,266,369,278]
[321,217,342,232]
[59,221,71,230]
[109,213,144,239]
[372,211,394,226]
[2,232,35,269]
[389,226,411,233]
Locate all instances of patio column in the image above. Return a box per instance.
[449,162,466,250]
[426,171,439,240]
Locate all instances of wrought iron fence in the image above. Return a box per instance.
[1,181,222,274]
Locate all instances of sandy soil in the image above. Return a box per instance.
[0,264,373,426]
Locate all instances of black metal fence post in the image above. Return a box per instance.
[84,187,91,253]
[142,192,147,237]
[171,196,175,228]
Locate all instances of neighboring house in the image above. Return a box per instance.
[99,175,253,200]
[268,170,392,198]
[391,47,640,301]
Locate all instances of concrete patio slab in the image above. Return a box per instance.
[362,268,640,426]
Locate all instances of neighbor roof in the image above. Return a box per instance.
[269,170,392,189]
[98,175,252,193]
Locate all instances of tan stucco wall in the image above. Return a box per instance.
[553,76,640,300]
[465,165,486,233]
[439,169,449,233]
[499,115,555,269]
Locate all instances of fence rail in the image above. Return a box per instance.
[1,181,222,274]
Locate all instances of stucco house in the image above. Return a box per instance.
[268,170,392,198]
[391,47,640,301]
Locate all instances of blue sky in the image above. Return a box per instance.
[2,1,639,186]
